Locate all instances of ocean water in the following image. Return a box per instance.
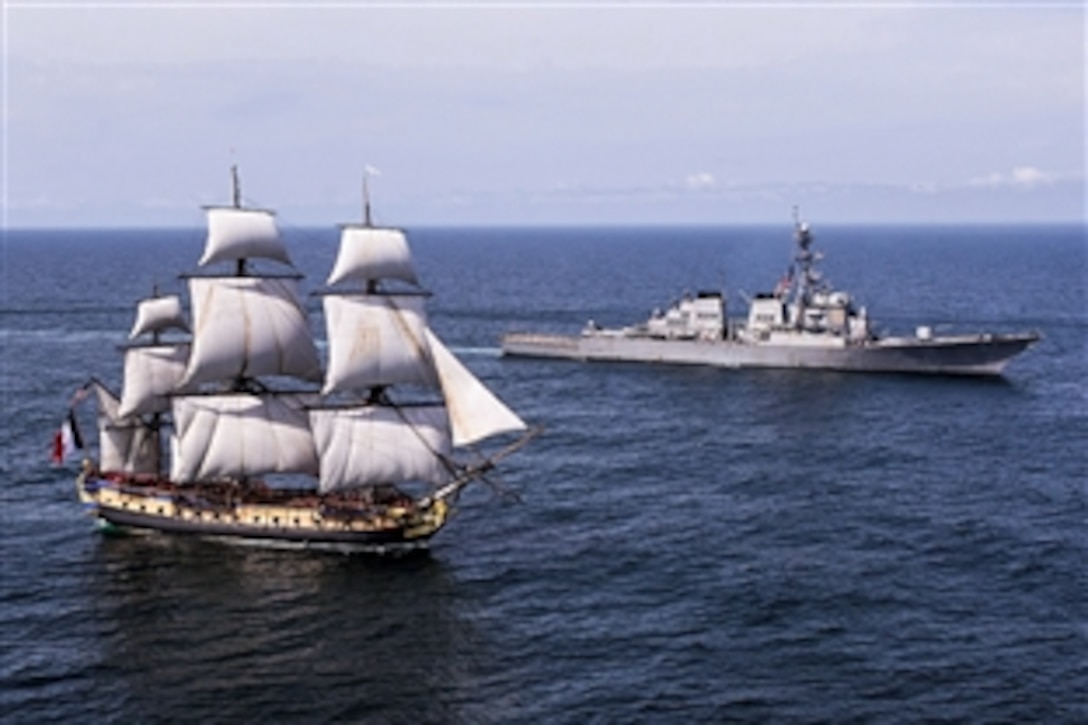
[1,223,1085,722]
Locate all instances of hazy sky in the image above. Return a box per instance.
[3,1,1085,227]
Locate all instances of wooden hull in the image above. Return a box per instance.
[77,474,451,553]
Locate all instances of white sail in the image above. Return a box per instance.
[327,226,419,287]
[118,344,190,418]
[424,329,528,447]
[322,293,437,394]
[310,404,451,493]
[170,393,319,482]
[183,276,322,386]
[91,381,160,474]
[129,295,190,339]
[100,422,160,475]
[199,207,292,267]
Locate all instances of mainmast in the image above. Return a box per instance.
[149,283,161,345]
[185,165,320,395]
[171,167,322,483]
[791,206,817,329]
[232,165,246,277]
[363,168,376,293]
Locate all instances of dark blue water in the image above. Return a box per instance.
[2,223,1085,722]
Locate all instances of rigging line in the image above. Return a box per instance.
[81,376,118,403]
[80,378,155,433]
[387,401,464,481]
[383,290,436,378]
[474,467,523,504]
[211,185,313,278]
[236,175,356,257]
[426,426,541,505]
[382,295,531,493]
[458,436,528,495]
[268,207,334,252]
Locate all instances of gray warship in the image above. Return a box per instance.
[501,212,1040,376]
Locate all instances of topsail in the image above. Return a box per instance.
[118,344,191,418]
[183,276,322,386]
[121,292,193,419]
[200,207,292,268]
[321,293,437,394]
[129,295,190,339]
[327,226,419,287]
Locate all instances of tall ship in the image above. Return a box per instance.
[62,169,535,552]
[502,211,1039,376]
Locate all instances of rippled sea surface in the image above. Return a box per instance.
[2,223,1085,722]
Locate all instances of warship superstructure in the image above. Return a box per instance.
[502,212,1039,376]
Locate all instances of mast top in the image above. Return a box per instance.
[363,175,372,227]
[793,206,812,251]
[231,165,241,209]
[363,166,380,227]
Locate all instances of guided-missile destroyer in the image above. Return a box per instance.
[501,212,1039,376]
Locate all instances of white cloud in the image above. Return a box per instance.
[683,173,717,191]
[1010,166,1053,186]
[969,166,1057,188]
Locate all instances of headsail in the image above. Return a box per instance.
[310,405,451,494]
[170,393,319,482]
[425,329,527,447]
[182,276,322,386]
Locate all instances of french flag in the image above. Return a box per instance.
[51,409,84,464]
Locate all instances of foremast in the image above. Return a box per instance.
[778,207,870,341]
[787,205,819,329]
